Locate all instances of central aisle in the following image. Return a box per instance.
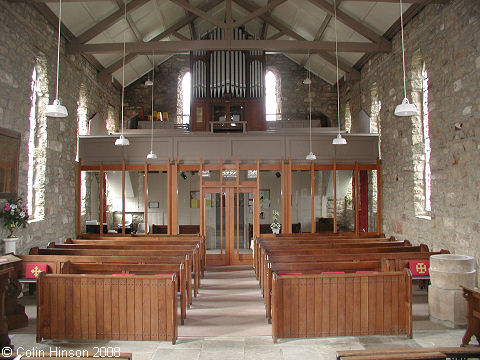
[180,265,271,337]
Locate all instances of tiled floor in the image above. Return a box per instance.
[8,267,474,359]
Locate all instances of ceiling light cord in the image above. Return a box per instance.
[308,53,312,154]
[150,52,155,153]
[54,0,62,101]
[121,0,126,136]
[400,0,407,100]
[334,0,340,136]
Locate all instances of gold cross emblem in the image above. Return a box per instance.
[416,263,428,274]
[30,266,42,278]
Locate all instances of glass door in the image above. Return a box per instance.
[203,187,254,266]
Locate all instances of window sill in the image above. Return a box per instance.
[416,215,431,221]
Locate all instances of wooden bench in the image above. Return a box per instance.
[461,286,480,346]
[31,246,200,300]
[336,347,480,359]
[0,268,11,349]
[20,253,194,306]
[36,273,178,344]
[61,261,187,324]
[271,270,412,342]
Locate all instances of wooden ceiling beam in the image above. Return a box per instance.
[98,0,222,79]
[169,0,226,29]
[75,0,150,44]
[233,0,288,28]
[72,39,389,54]
[306,0,390,47]
[234,0,360,80]
[173,31,190,41]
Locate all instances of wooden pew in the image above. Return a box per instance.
[68,236,206,277]
[36,273,178,344]
[61,261,187,324]
[18,254,194,306]
[461,286,480,346]
[31,246,200,300]
[336,347,480,360]
[271,270,412,342]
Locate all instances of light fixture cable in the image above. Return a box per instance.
[45,0,68,117]
[394,0,417,116]
[147,51,157,159]
[332,0,346,145]
[115,0,130,146]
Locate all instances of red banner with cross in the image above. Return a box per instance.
[25,264,48,279]
[409,260,430,277]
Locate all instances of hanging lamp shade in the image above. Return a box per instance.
[115,134,130,146]
[306,152,316,161]
[303,78,312,85]
[332,133,347,145]
[145,78,153,87]
[147,151,157,159]
[395,98,418,117]
[45,99,68,117]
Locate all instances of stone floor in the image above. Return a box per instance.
[8,266,474,359]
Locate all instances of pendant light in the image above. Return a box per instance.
[45,0,68,118]
[115,0,130,146]
[145,65,153,87]
[332,0,347,145]
[305,54,316,161]
[147,52,157,160]
[394,0,417,117]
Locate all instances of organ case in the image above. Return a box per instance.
[190,27,266,132]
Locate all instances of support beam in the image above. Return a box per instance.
[233,0,288,27]
[76,0,150,44]
[234,0,361,80]
[71,39,390,54]
[173,31,190,41]
[306,0,390,47]
[98,0,223,79]
[169,0,226,29]
[114,0,144,42]
[299,0,342,67]
[225,0,233,40]
[32,2,123,89]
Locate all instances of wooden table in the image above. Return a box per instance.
[0,268,11,348]
[461,286,480,346]
[0,254,28,330]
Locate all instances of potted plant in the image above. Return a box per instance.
[270,210,281,234]
[1,198,29,238]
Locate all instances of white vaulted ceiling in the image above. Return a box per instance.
[47,0,415,86]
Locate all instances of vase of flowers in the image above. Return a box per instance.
[1,198,29,238]
[271,210,281,235]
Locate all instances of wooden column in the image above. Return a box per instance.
[171,159,178,235]
[377,158,382,236]
[254,159,260,239]
[310,161,315,233]
[167,158,172,235]
[122,159,126,235]
[354,162,360,236]
[333,158,337,234]
[76,159,81,237]
[144,162,149,234]
[99,163,104,236]
[199,158,204,236]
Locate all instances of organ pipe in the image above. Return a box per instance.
[192,27,264,99]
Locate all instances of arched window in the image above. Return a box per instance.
[177,71,191,124]
[422,64,432,213]
[265,70,281,121]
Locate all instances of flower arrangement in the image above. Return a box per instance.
[270,210,281,234]
[1,198,29,238]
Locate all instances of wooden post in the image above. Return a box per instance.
[255,159,260,239]
[167,157,172,235]
[122,158,126,236]
[333,158,337,234]
[99,163,104,236]
[199,158,204,236]
[171,159,178,235]
[354,161,360,236]
[76,159,81,237]
[377,158,382,236]
[144,162,148,234]
[281,157,285,234]
[287,159,292,234]
[311,161,315,233]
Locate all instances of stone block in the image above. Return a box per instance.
[428,285,468,327]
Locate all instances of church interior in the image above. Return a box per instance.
[0,0,479,358]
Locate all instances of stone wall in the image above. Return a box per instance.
[124,54,338,125]
[0,1,120,253]
[343,0,480,271]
